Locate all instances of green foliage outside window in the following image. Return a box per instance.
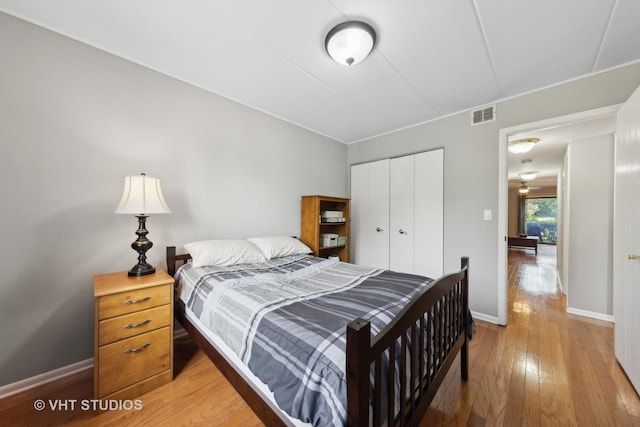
[525,198,557,244]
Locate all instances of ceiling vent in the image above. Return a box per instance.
[470,105,496,126]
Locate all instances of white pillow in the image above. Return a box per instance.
[246,236,312,260]
[184,239,267,268]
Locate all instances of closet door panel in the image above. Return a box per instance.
[368,159,390,269]
[350,163,369,266]
[414,149,444,278]
[353,151,444,277]
[350,160,389,269]
[390,155,415,273]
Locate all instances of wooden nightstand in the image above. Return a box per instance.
[93,268,174,400]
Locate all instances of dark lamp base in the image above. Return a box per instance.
[128,263,156,277]
[126,214,156,277]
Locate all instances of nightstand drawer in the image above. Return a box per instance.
[97,326,171,397]
[98,284,171,319]
[99,304,171,346]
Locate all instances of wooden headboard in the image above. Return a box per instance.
[166,246,191,277]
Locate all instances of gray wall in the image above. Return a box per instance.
[566,135,614,315]
[348,62,640,318]
[0,13,347,386]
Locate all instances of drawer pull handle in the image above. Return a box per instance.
[124,343,150,354]
[124,319,151,329]
[124,296,150,305]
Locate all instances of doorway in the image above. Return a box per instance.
[497,104,621,325]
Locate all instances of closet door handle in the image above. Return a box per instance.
[628,254,640,260]
[399,229,408,235]
[376,227,383,232]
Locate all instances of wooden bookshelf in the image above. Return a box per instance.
[300,195,350,262]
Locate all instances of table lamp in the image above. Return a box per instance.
[115,173,171,276]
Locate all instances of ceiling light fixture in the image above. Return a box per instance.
[519,171,539,181]
[325,21,376,66]
[508,138,539,154]
[518,183,530,194]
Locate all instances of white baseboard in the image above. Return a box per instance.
[0,327,191,401]
[0,358,93,400]
[471,310,500,325]
[566,306,614,323]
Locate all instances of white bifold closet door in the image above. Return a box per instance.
[351,159,390,270]
[350,149,443,279]
[390,150,443,278]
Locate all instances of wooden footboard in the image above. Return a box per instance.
[347,257,469,426]
[167,247,469,426]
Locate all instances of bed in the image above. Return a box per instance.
[166,237,471,427]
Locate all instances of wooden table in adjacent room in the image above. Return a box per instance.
[508,236,538,254]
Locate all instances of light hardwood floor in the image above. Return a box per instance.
[2,245,639,426]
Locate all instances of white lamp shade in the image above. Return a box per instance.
[115,174,171,214]
[326,21,375,66]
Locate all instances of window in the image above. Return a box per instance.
[525,197,557,244]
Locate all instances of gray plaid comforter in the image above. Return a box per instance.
[176,255,434,426]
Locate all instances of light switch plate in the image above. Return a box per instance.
[483,209,492,220]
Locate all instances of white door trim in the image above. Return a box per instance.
[497,104,621,326]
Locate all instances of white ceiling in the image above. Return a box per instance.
[1,0,639,147]
[507,114,617,189]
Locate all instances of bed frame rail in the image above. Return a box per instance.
[347,257,469,427]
